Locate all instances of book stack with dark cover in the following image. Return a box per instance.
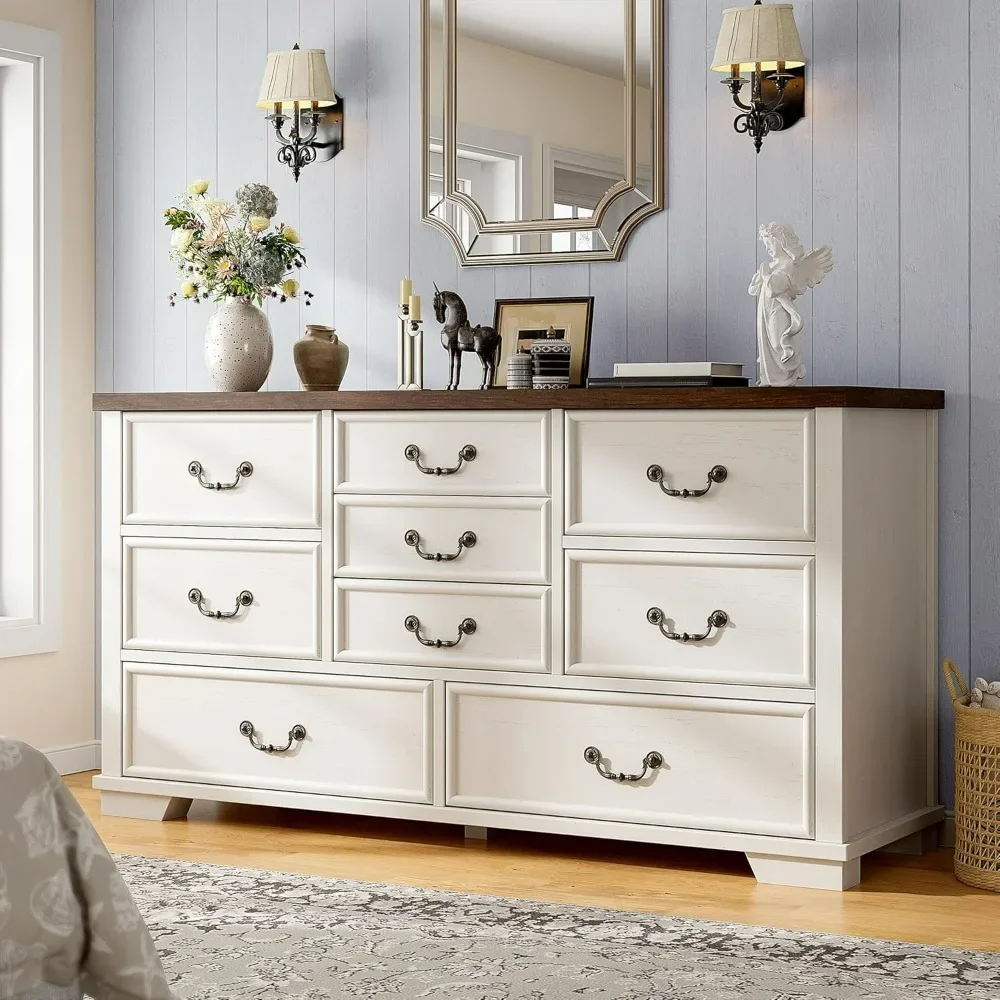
[587,362,749,389]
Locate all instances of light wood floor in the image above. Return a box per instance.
[66,773,1000,952]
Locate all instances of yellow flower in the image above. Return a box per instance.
[281,278,299,297]
[281,225,300,245]
[180,281,197,298]
[216,257,234,274]
[248,215,269,233]
[188,178,210,196]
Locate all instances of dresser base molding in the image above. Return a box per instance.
[92,775,943,888]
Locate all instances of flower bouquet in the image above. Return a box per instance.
[163,179,312,391]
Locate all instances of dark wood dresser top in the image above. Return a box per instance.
[94,386,944,412]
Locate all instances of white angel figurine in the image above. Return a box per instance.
[749,222,834,387]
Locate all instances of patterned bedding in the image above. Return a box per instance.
[0,738,173,1000]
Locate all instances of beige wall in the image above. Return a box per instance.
[0,0,95,751]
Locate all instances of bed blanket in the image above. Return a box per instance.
[0,738,173,1000]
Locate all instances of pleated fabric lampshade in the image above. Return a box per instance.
[257,47,337,110]
[711,3,806,73]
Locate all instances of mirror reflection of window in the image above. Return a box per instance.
[552,204,594,253]
[455,0,627,224]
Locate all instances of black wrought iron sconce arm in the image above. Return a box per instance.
[721,63,796,154]
[267,100,344,182]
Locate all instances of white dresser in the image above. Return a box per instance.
[95,387,945,890]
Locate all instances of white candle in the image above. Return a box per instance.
[400,278,412,308]
[409,294,422,322]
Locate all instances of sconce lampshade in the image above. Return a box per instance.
[257,47,337,109]
[711,3,806,73]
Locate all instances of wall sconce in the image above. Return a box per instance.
[711,1,806,154]
[257,44,343,182]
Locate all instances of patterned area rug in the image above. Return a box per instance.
[116,855,1000,1000]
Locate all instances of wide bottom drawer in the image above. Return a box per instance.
[446,684,813,838]
[124,663,433,803]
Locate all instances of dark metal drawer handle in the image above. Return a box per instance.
[188,588,253,619]
[584,746,663,783]
[404,529,477,562]
[404,614,477,648]
[239,720,306,754]
[188,459,254,490]
[404,443,477,476]
[647,607,729,642]
[646,464,727,498]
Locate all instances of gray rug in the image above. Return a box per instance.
[116,855,1000,999]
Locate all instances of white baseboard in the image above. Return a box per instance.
[45,740,100,775]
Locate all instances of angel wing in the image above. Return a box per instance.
[791,246,834,297]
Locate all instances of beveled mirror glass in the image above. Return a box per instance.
[421,0,664,266]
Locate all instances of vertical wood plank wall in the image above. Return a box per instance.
[97,0,991,807]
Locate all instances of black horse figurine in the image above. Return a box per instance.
[433,284,501,390]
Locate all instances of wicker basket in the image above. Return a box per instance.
[944,658,1000,891]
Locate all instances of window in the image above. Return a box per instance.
[0,20,61,657]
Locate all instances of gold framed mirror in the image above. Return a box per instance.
[421,0,664,267]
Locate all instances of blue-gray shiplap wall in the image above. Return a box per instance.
[97,0,995,808]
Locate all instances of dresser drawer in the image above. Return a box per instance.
[566,410,813,540]
[124,663,432,803]
[335,495,549,585]
[566,550,813,688]
[335,580,550,672]
[447,685,813,838]
[123,412,321,528]
[124,537,321,659]
[335,411,550,496]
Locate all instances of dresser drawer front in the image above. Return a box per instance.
[124,538,321,659]
[335,580,550,672]
[124,663,432,803]
[124,412,321,528]
[335,412,550,496]
[447,685,813,838]
[566,410,814,540]
[567,550,813,687]
[336,495,550,585]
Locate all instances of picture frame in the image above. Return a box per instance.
[492,297,594,388]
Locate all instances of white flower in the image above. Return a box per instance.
[171,229,194,253]
[203,198,235,221]
[216,257,235,274]
[188,178,210,196]
[281,225,300,245]
[248,215,269,233]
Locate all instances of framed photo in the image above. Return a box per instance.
[493,297,594,387]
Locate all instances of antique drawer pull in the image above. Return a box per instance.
[646,463,727,498]
[404,614,477,648]
[404,529,477,562]
[646,607,729,642]
[188,459,254,490]
[239,720,306,754]
[188,588,254,619]
[583,746,663,783]
[404,443,477,476]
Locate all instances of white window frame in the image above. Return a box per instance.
[0,20,61,657]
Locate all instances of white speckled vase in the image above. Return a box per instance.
[204,298,273,392]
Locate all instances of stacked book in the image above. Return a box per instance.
[588,362,749,389]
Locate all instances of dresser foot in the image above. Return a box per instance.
[464,825,489,841]
[746,853,861,891]
[880,826,939,856]
[101,790,192,822]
